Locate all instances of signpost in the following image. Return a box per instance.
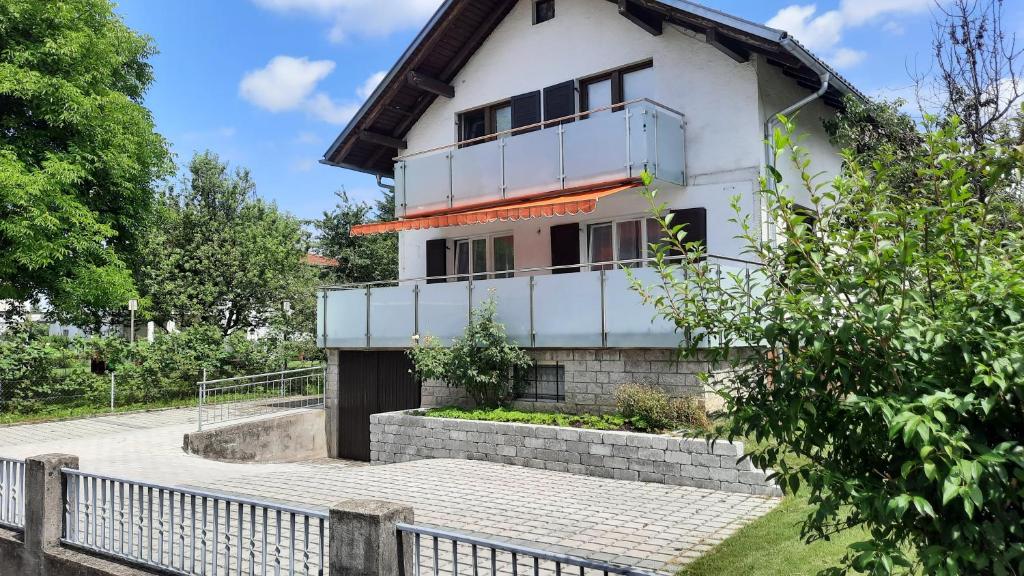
[128,299,138,343]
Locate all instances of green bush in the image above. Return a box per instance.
[614,383,710,433]
[1,322,314,414]
[671,396,712,431]
[637,116,1024,574]
[409,297,533,407]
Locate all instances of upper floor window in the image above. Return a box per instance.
[459,101,512,144]
[534,0,555,24]
[579,61,654,113]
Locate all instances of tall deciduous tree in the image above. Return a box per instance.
[637,118,1024,574]
[0,0,171,326]
[315,189,398,285]
[933,0,1023,151]
[139,152,317,336]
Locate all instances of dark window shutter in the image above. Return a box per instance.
[669,208,707,258]
[511,91,542,133]
[543,80,576,125]
[425,239,447,283]
[549,223,580,274]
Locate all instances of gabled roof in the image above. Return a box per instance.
[322,0,867,178]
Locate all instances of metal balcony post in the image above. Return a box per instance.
[647,107,655,177]
[446,151,454,208]
[413,284,420,341]
[365,286,372,349]
[558,124,566,189]
[467,278,474,320]
[321,290,328,348]
[624,107,633,177]
[600,269,608,348]
[529,276,536,347]
[499,138,507,198]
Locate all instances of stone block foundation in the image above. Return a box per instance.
[420,348,744,414]
[370,410,781,496]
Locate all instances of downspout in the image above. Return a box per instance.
[762,34,831,242]
[376,174,396,192]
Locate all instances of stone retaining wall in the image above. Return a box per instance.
[370,411,781,496]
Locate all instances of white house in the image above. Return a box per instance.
[317,0,864,460]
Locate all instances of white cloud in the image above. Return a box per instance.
[767,5,843,53]
[295,131,322,144]
[239,56,335,111]
[882,21,906,36]
[357,71,387,100]
[306,92,361,124]
[239,59,382,125]
[252,0,442,42]
[831,47,867,68]
[766,0,937,68]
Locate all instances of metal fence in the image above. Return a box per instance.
[398,523,657,576]
[61,468,328,576]
[0,457,26,530]
[197,366,326,431]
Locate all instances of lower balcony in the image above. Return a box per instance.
[316,257,759,350]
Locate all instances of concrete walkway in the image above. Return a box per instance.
[0,407,777,573]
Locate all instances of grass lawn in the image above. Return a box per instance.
[678,494,865,576]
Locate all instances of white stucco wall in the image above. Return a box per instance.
[756,57,844,209]
[393,0,845,280]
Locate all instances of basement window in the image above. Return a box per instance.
[534,0,555,25]
[516,362,565,402]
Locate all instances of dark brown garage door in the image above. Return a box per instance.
[337,351,421,461]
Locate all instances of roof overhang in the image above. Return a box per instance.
[322,0,867,178]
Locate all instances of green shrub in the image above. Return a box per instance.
[614,383,709,433]
[637,117,1024,574]
[409,297,532,407]
[615,383,676,432]
[671,396,712,431]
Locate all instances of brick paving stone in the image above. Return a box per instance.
[0,407,778,575]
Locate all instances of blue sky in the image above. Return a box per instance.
[114,0,1024,222]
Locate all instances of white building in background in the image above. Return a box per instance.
[315,0,864,460]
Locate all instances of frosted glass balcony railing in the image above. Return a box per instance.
[316,256,762,350]
[393,99,686,218]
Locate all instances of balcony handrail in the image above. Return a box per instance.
[394,97,685,161]
[319,253,762,291]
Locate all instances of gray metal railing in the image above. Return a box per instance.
[197,366,326,431]
[398,523,658,576]
[393,98,686,219]
[318,255,763,350]
[0,457,25,530]
[61,468,328,576]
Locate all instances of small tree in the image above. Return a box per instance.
[636,118,1024,574]
[408,297,532,408]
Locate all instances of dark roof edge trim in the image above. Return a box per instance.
[321,0,457,169]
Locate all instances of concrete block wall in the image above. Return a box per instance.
[370,411,781,496]
[421,348,729,413]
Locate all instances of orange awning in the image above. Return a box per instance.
[351,182,639,236]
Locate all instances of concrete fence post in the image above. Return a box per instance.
[329,500,414,576]
[24,453,78,553]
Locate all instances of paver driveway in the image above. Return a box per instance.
[0,408,778,573]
